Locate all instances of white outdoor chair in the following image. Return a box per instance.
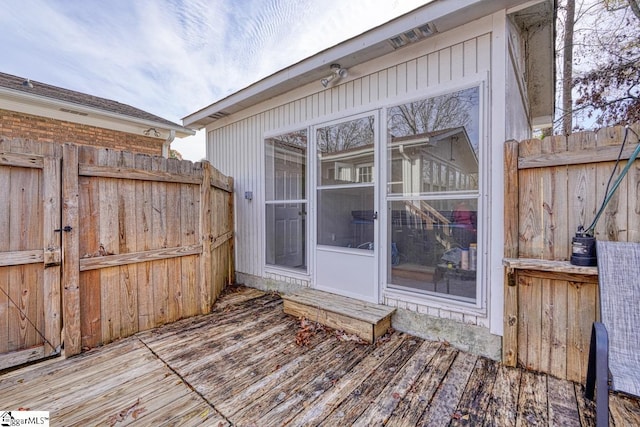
[585,240,640,426]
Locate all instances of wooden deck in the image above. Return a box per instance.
[0,285,638,426]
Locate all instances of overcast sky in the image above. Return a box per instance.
[2,0,431,161]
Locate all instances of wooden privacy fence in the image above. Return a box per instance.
[0,139,234,369]
[503,124,640,383]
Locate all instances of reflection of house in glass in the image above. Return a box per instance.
[316,117,375,249]
[388,128,478,300]
[388,128,478,194]
[319,143,375,185]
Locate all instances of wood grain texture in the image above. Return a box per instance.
[516,370,548,426]
[78,146,102,350]
[2,287,639,426]
[79,245,202,271]
[1,141,233,367]
[0,151,43,169]
[62,143,81,356]
[99,149,121,344]
[42,143,62,354]
[117,150,139,337]
[504,126,640,380]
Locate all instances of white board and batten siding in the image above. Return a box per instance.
[207,15,514,331]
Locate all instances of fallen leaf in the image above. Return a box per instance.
[131,408,146,419]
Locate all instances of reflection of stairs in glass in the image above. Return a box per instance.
[402,201,451,250]
[282,288,395,343]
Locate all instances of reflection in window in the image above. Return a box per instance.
[317,186,375,249]
[265,130,307,271]
[357,164,373,183]
[317,116,375,186]
[387,87,479,195]
[386,87,480,303]
[317,115,376,251]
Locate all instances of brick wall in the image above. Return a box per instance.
[0,109,164,156]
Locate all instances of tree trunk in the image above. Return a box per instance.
[629,0,640,21]
[562,0,576,136]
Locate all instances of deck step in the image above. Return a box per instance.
[282,288,395,343]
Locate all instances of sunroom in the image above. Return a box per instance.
[183,0,554,358]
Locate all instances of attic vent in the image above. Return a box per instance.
[59,108,89,116]
[208,111,229,120]
[389,23,436,49]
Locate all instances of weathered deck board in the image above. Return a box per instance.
[449,356,499,425]
[516,370,548,426]
[386,345,459,425]
[314,335,423,426]
[354,340,442,426]
[0,339,226,426]
[420,351,478,425]
[1,286,639,426]
[288,332,408,426]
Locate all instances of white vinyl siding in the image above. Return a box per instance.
[209,31,493,279]
[206,17,505,328]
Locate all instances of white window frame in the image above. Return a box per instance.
[381,80,488,314]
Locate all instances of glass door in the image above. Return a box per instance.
[314,112,378,303]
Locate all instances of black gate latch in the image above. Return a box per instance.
[54,226,73,233]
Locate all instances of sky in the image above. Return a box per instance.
[1,0,431,161]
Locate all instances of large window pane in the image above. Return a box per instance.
[266,203,307,270]
[387,87,479,195]
[386,87,480,303]
[317,186,374,249]
[265,130,307,201]
[265,130,307,271]
[389,198,477,300]
[317,116,375,186]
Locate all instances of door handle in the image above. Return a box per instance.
[373,211,378,220]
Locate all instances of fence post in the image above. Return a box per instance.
[199,162,212,314]
[62,143,81,357]
[503,140,519,367]
[227,177,235,286]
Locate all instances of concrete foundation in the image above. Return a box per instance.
[234,271,502,361]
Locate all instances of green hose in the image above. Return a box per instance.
[585,132,640,236]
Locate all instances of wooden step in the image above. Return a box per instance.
[282,288,396,343]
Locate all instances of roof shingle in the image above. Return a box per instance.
[0,71,183,129]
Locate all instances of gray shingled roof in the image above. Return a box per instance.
[0,71,184,129]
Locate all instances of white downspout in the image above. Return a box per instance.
[162,129,176,158]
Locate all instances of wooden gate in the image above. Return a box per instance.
[0,140,62,370]
[0,140,234,370]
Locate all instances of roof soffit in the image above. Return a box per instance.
[184,0,553,129]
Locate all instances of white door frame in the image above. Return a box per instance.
[311,110,380,303]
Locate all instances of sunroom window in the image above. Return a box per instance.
[265,130,307,271]
[386,86,481,303]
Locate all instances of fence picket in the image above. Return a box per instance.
[505,124,640,382]
[0,140,233,365]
